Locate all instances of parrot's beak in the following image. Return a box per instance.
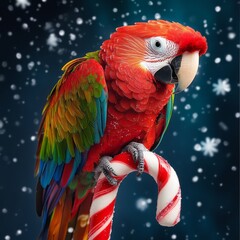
[154,51,199,93]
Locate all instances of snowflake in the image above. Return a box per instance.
[46,33,59,50]
[200,137,220,157]
[15,0,31,9]
[212,78,231,95]
[136,197,151,211]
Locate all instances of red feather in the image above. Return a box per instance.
[60,159,74,187]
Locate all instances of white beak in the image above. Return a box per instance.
[175,51,199,93]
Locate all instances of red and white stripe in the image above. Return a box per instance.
[88,151,181,240]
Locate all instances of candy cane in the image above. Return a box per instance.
[89,151,181,240]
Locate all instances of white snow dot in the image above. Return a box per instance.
[136,176,142,181]
[197,168,203,173]
[214,57,221,64]
[180,97,186,102]
[136,198,148,211]
[154,13,161,20]
[16,53,22,59]
[69,33,76,41]
[76,18,83,25]
[47,33,58,49]
[148,1,153,6]
[10,84,17,90]
[28,61,35,70]
[199,126,208,133]
[173,131,178,136]
[16,64,22,72]
[5,235,10,240]
[71,51,77,56]
[192,113,198,119]
[8,5,14,11]
[68,227,74,233]
[146,198,152,204]
[30,135,36,141]
[22,23,29,29]
[0,120,4,129]
[2,208,8,214]
[191,155,197,162]
[235,112,240,118]
[59,30,65,36]
[228,32,236,40]
[184,104,191,110]
[231,166,237,171]
[219,122,228,131]
[215,6,221,12]
[192,176,199,182]
[13,157,18,163]
[21,186,27,192]
[145,222,151,227]
[31,78,36,86]
[16,229,22,236]
[13,94,20,100]
[0,74,5,82]
[196,201,202,207]
[225,54,232,62]
[194,144,202,151]
[113,8,118,13]
[15,0,31,9]
[171,234,177,239]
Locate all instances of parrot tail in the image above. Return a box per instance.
[38,185,94,240]
[71,192,94,240]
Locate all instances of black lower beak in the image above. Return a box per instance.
[154,55,182,85]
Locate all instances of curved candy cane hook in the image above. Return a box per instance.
[89,151,181,240]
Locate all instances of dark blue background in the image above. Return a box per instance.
[0,0,239,239]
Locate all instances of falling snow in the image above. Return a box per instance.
[136,197,150,211]
[46,33,59,50]
[15,0,31,9]
[212,78,231,95]
[0,1,238,240]
[200,137,221,157]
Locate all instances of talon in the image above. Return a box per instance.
[122,142,147,175]
[94,156,117,185]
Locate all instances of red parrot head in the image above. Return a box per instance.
[101,20,207,94]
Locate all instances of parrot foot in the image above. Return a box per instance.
[122,142,147,175]
[94,156,117,185]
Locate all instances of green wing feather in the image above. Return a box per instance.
[35,51,107,186]
[151,93,175,151]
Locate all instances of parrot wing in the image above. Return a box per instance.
[151,93,174,150]
[35,53,108,239]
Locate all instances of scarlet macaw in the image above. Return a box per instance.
[35,20,207,239]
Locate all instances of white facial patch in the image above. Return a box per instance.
[140,37,179,75]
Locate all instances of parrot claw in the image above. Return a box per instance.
[94,156,118,185]
[123,142,147,175]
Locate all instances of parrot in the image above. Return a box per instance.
[35,20,207,240]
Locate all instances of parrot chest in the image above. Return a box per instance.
[101,104,157,152]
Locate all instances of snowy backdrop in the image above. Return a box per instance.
[0,0,239,239]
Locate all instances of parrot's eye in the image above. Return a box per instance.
[155,40,161,48]
[150,37,167,54]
